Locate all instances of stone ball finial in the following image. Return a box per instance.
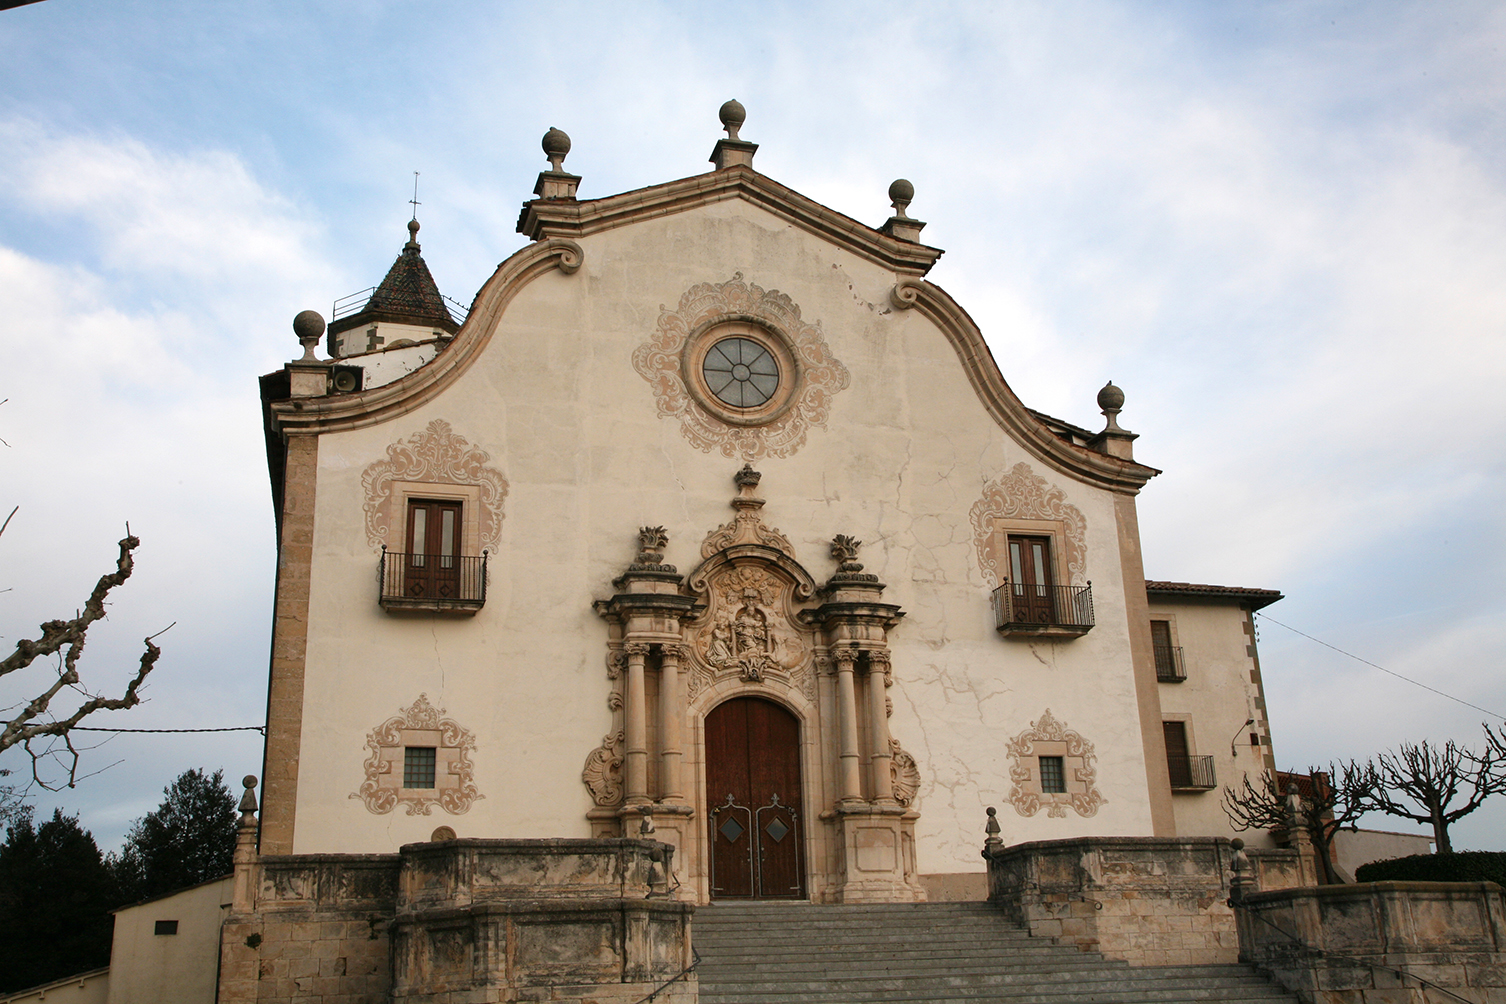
[242,775,258,791]
[719,99,746,141]
[542,126,571,172]
[1230,837,1244,851]
[293,309,325,362]
[1097,380,1125,413]
[408,218,420,239]
[889,178,915,218]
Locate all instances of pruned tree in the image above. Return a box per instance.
[1,530,166,789]
[1363,733,1506,854]
[1223,762,1375,883]
[111,767,236,903]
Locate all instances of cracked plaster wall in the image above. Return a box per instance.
[290,199,1158,873]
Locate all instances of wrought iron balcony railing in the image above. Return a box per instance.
[1154,644,1186,682]
[991,582,1094,638]
[1167,754,1216,790]
[379,549,487,614]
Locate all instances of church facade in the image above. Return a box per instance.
[254,101,1281,909]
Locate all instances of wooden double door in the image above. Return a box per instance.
[705,697,805,899]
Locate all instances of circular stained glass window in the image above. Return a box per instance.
[702,337,780,408]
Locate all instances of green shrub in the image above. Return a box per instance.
[1355,851,1506,886]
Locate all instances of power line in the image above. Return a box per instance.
[1255,610,1504,721]
[70,725,265,734]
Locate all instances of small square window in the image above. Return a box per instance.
[1039,756,1066,794]
[154,920,178,936]
[404,747,437,789]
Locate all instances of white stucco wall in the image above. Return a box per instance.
[290,197,1158,879]
[107,877,230,1004]
[1150,598,1276,847]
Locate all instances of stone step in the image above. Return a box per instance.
[693,902,1297,1004]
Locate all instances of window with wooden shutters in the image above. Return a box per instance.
[379,498,487,612]
[1151,620,1184,681]
[1007,535,1055,625]
[1163,720,1215,790]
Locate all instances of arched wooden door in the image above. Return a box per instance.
[705,697,805,899]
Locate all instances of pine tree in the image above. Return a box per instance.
[0,810,118,993]
[113,768,237,904]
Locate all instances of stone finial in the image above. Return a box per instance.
[1284,786,1307,830]
[542,126,571,171]
[1228,836,1255,905]
[405,217,421,250]
[1097,380,1126,432]
[238,775,259,827]
[534,127,581,200]
[719,99,747,141]
[710,100,758,170]
[636,526,668,563]
[880,179,926,243]
[734,464,762,490]
[293,310,325,362]
[637,804,656,836]
[831,534,863,572]
[1087,379,1136,459]
[983,806,1003,854]
[888,179,915,220]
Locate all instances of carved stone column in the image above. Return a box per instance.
[659,643,684,802]
[867,652,894,802]
[624,641,651,804]
[834,649,863,803]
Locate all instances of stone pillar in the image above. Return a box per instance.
[624,641,650,804]
[835,649,863,802]
[231,776,260,913]
[866,652,894,802]
[659,643,683,802]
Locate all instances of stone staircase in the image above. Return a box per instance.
[693,902,1297,1004]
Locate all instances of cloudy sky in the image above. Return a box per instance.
[1,1,1503,852]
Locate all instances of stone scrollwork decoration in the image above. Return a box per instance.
[351,694,481,816]
[362,419,509,551]
[969,462,1088,587]
[890,738,921,808]
[582,731,626,806]
[632,273,850,460]
[1006,708,1105,819]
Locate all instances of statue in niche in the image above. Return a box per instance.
[694,566,809,686]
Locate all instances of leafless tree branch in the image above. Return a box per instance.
[1223,762,1375,883]
[1363,733,1506,853]
[0,530,165,788]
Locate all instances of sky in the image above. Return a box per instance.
[1,1,1503,853]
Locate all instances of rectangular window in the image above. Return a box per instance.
[154,920,178,936]
[404,746,437,789]
[1163,721,1192,787]
[1038,756,1066,794]
[1151,620,1183,680]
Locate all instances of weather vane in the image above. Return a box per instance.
[409,171,421,220]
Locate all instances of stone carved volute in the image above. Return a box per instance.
[582,731,625,806]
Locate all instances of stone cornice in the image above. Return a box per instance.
[516,166,944,277]
[889,278,1160,495]
[267,238,583,438]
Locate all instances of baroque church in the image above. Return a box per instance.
[219,102,1293,1001]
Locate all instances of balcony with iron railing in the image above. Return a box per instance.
[1167,754,1216,791]
[1154,644,1186,682]
[991,582,1094,639]
[379,548,487,614]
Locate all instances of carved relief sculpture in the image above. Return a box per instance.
[889,738,921,808]
[632,274,850,460]
[582,731,626,807]
[351,694,481,816]
[362,419,509,551]
[969,462,1088,587]
[1006,708,1105,819]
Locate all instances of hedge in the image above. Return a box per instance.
[1355,851,1506,886]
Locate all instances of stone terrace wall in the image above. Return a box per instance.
[219,839,694,1004]
[986,836,1241,966]
[1238,881,1506,1004]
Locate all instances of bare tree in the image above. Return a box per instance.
[1,530,165,789]
[1364,734,1506,854]
[1223,762,1375,883]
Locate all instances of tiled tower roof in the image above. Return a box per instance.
[329,219,460,338]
